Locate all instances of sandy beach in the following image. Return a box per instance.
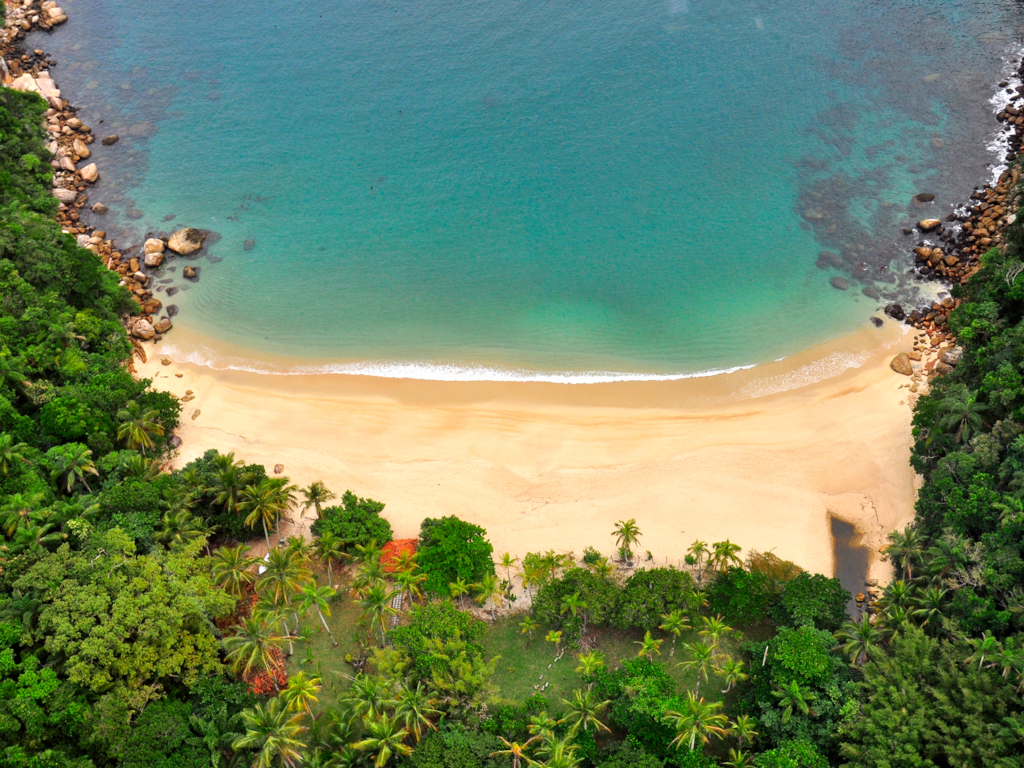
[138,320,920,583]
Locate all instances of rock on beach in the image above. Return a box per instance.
[79,163,98,182]
[890,353,914,376]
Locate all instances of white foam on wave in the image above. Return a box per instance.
[985,43,1024,184]
[163,343,759,384]
[732,350,874,400]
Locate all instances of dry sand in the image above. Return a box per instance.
[138,320,920,583]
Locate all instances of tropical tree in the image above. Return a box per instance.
[301,481,336,518]
[395,568,427,607]
[575,651,605,680]
[499,552,519,585]
[965,631,1003,671]
[0,433,29,476]
[490,736,540,768]
[560,591,589,634]
[352,713,412,768]
[883,526,925,581]
[242,477,297,551]
[912,585,949,631]
[678,641,717,696]
[718,657,748,693]
[936,383,988,443]
[560,688,611,735]
[659,609,690,654]
[1,493,43,538]
[520,616,539,643]
[635,630,663,661]
[725,749,753,768]
[835,615,882,666]
[688,540,709,585]
[699,615,735,648]
[730,714,758,747]
[283,671,322,720]
[342,674,396,719]
[527,711,559,743]
[449,577,471,609]
[212,544,258,598]
[190,704,244,768]
[773,680,817,722]
[116,400,164,453]
[223,616,288,685]
[710,540,742,572]
[612,519,642,561]
[589,556,615,582]
[665,693,729,751]
[358,581,397,645]
[49,444,98,494]
[474,572,505,620]
[155,509,209,549]
[233,697,307,768]
[313,531,347,586]
[394,682,442,742]
[211,452,251,517]
[298,581,339,647]
[545,630,564,660]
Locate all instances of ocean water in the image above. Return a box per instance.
[30,0,1024,379]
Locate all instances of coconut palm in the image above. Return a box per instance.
[773,680,817,722]
[449,578,471,609]
[125,453,162,481]
[259,547,312,655]
[724,749,754,768]
[545,630,563,660]
[677,641,717,697]
[574,651,605,680]
[353,539,384,565]
[0,433,29,476]
[665,693,729,751]
[155,509,209,549]
[659,610,690,654]
[233,697,306,768]
[718,657,748,693]
[877,579,914,612]
[283,671,322,720]
[912,585,949,631]
[190,703,244,768]
[965,631,1003,671]
[699,615,734,648]
[358,581,397,646]
[394,682,442,742]
[883,526,925,581]
[519,616,539,643]
[535,738,582,768]
[635,630,663,662]
[835,615,882,667]
[1,493,43,538]
[242,478,296,551]
[559,591,588,633]
[301,481,335,519]
[395,568,427,607]
[612,519,642,561]
[474,572,505,620]
[925,533,973,578]
[223,615,288,684]
[490,736,540,768]
[710,540,742,572]
[996,646,1024,692]
[10,520,64,556]
[352,558,387,593]
[936,383,987,443]
[312,532,347,586]
[498,552,519,585]
[729,714,759,747]
[343,674,397,719]
[527,711,559,743]
[353,713,412,768]
[560,689,611,735]
[688,540,710,585]
[212,544,258,598]
[589,556,615,582]
[49,444,98,494]
[211,453,251,517]
[116,400,164,453]
[298,581,339,647]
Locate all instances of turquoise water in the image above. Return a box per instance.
[32,0,1024,378]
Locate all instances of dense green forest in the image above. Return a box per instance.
[1,78,1023,767]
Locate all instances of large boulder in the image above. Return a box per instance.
[167,228,205,255]
[939,347,963,367]
[890,353,913,376]
[884,303,905,321]
[144,251,164,268]
[132,319,155,340]
[154,317,172,333]
[72,138,90,159]
[144,238,165,254]
[79,163,99,182]
[52,187,77,204]
[918,218,942,232]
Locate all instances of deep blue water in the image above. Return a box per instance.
[31,0,1024,379]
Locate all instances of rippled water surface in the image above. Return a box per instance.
[32,0,1024,378]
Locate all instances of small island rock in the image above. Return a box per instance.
[167,228,205,255]
[183,266,197,279]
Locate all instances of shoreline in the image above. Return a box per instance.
[138,320,921,584]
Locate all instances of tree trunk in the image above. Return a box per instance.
[262,518,271,553]
[316,607,338,647]
[327,560,333,586]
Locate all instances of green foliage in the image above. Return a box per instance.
[593,658,679,758]
[309,489,392,550]
[770,573,848,632]
[708,566,781,629]
[754,739,828,768]
[532,567,619,638]
[406,724,504,768]
[479,693,548,741]
[597,740,666,768]
[110,699,207,768]
[613,567,697,631]
[418,516,495,597]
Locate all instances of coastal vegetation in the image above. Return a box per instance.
[1,33,1024,768]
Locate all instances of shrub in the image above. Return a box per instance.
[770,572,848,632]
[309,490,392,550]
[407,724,504,768]
[597,740,665,768]
[532,568,620,639]
[594,659,678,758]
[613,567,697,631]
[418,516,494,597]
[707,566,780,629]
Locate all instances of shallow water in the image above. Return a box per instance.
[32,0,1024,378]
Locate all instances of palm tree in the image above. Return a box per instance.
[912,585,949,630]
[589,556,615,582]
[342,674,397,719]
[574,651,605,681]
[659,610,690,654]
[298,581,339,647]
[155,509,208,549]
[925,534,972,578]
[301,481,335,518]
[724,749,753,768]
[560,689,611,735]
[535,738,582,768]
[665,693,729,751]
[710,540,742,572]
[223,616,288,684]
[49,444,98,494]
[612,519,642,561]
[883,526,925,581]
[545,630,563,660]
[490,736,540,768]
[259,547,312,655]
[1,493,43,538]
[126,453,162,481]
[116,400,164,453]
[635,630,663,661]
[394,568,427,608]
[729,714,759,747]
[678,641,717,697]
[474,573,505,620]
[688,540,709,585]
[190,703,244,768]
[834,615,882,667]
[936,383,987,443]
[312,532,347,587]
[449,578,471,609]
[699,615,734,648]
[283,671,322,720]
[559,591,588,634]
[773,680,817,722]
[877,579,914,612]
[211,452,251,518]
[233,697,307,768]
[352,558,387,593]
[965,631,1002,671]
[212,544,258,598]
[353,538,384,565]
[499,552,519,586]
[11,520,64,556]
[358,581,397,646]
[394,682,442,742]
[242,478,296,551]
[527,711,559,744]
[0,433,29,476]
[519,616,539,644]
[352,713,412,768]
[714,657,746,695]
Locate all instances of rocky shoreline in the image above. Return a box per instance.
[0,0,211,371]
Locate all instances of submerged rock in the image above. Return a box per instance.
[168,228,205,255]
[884,303,905,321]
[829,276,849,290]
[91,202,108,214]
[183,266,198,279]
[244,238,256,251]
[890,353,913,376]
[913,193,935,204]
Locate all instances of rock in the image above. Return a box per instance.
[72,138,90,158]
[79,163,98,182]
[59,155,75,171]
[166,286,179,296]
[144,250,164,267]
[144,238,165,254]
[244,238,256,251]
[167,435,182,449]
[870,316,883,328]
[167,228,205,255]
[101,134,119,145]
[862,286,881,300]
[939,347,963,367]
[166,304,179,317]
[829,276,849,290]
[75,234,90,248]
[274,464,284,474]
[918,218,942,232]
[183,266,198,279]
[67,117,82,130]
[132,319,155,340]
[154,317,172,333]
[908,351,922,361]
[934,361,954,375]
[884,303,905,321]
[91,202,108,214]
[161,358,172,366]
[913,193,936,203]
[52,187,77,204]
[943,254,959,267]
[890,353,914,376]
[191,409,200,421]
[127,121,157,139]
[126,209,144,220]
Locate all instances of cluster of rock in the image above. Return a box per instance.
[0,0,65,45]
[889,331,962,393]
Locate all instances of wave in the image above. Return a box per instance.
[985,42,1024,184]
[732,350,876,400]
[161,343,760,384]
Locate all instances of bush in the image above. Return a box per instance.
[707,566,780,629]
[594,659,678,758]
[597,740,665,768]
[532,567,620,638]
[112,699,207,768]
[770,573,848,632]
[407,725,504,768]
[480,694,549,741]
[418,516,494,597]
[309,490,392,550]
[613,567,697,631]
[754,740,828,768]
